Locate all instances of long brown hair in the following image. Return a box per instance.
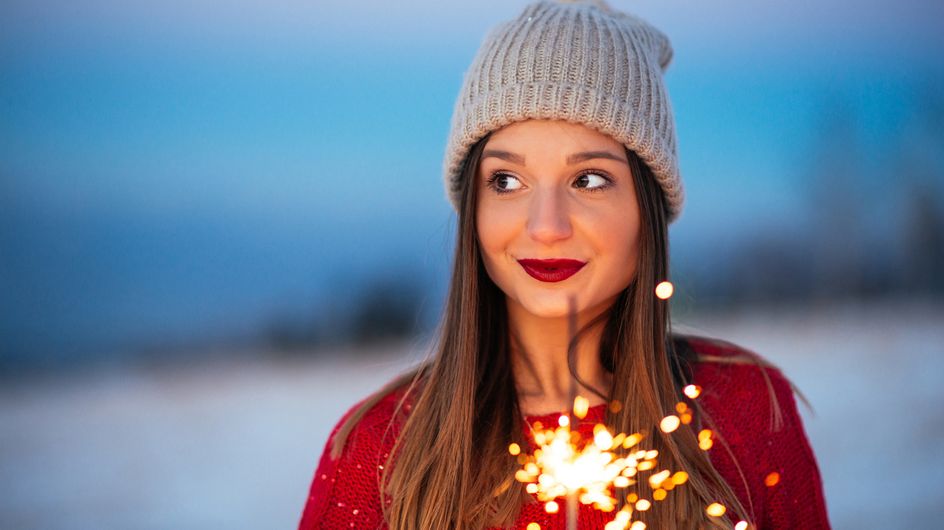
[331,132,753,528]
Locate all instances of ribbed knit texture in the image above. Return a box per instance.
[443,0,685,222]
[298,336,831,529]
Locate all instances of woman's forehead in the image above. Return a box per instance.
[481,120,627,165]
[485,119,621,150]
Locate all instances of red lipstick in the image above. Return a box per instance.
[517,258,586,283]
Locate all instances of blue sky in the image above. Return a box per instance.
[2,0,942,363]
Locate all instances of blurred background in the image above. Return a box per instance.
[1,0,942,528]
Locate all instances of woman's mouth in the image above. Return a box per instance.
[517,258,587,283]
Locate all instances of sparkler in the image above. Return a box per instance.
[511,393,700,529]
[509,284,752,529]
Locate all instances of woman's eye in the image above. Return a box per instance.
[487,172,524,193]
[575,172,610,191]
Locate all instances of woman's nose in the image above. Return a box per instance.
[526,186,572,244]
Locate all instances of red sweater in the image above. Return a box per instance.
[298,336,830,529]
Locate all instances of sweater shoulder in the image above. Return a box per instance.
[337,379,415,454]
[298,378,414,529]
[676,335,830,527]
[679,333,791,396]
[678,333,766,363]
[677,333,797,438]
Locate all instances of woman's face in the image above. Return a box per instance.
[475,119,641,321]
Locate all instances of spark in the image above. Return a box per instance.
[698,429,714,451]
[764,472,780,487]
[647,470,671,489]
[655,281,674,299]
[659,415,680,433]
[574,396,590,419]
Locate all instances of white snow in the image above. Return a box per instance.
[2,301,942,529]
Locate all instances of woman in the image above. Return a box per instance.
[299,1,830,528]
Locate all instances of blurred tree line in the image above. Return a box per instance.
[263,272,429,355]
[676,85,944,309]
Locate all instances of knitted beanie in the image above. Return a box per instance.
[442,0,684,222]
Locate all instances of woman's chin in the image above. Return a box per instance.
[513,293,587,320]
[509,289,625,322]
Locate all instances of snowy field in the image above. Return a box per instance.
[1,300,942,529]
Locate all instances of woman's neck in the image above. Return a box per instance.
[506,299,614,417]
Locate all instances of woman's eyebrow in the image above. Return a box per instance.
[481,149,525,164]
[481,149,627,165]
[565,151,627,164]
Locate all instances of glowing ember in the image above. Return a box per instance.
[612,510,631,527]
[594,425,614,450]
[659,415,680,433]
[706,502,726,517]
[764,472,780,487]
[622,433,643,449]
[698,429,714,451]
[648,469,671,489]
[527,523,541,530]
[509,443,521,456]
[683,384,701,399]
[735,521,749,530]
[673,402,693,424]
[574,396,590,419]
[654,281,674,299]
